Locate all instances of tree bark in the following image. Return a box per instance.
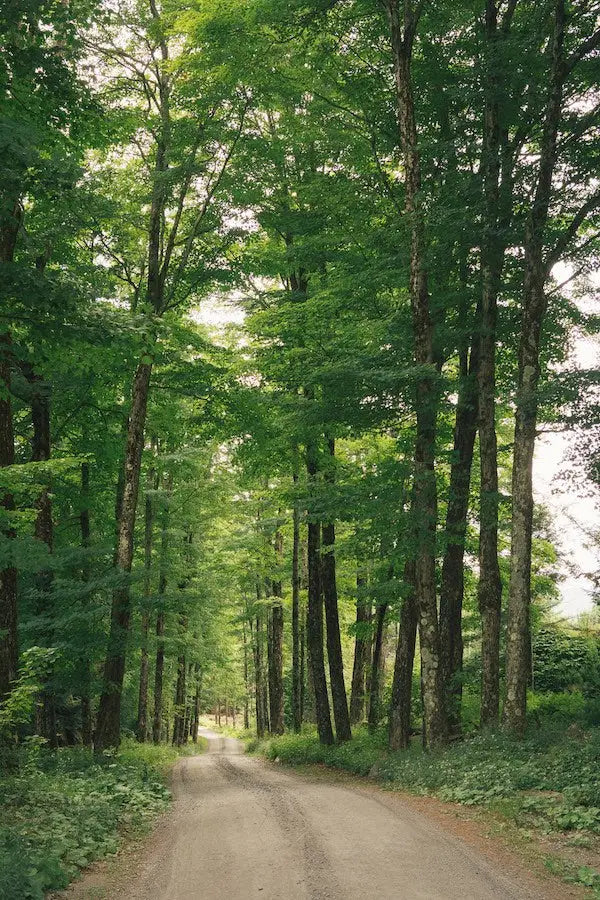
[0,202,21,702]
[291,467,302,732]
[504,0,566,736]
[349,572,371,725]
[95,360,153,750]
[385,0,447,746]
[0,336,17,703]
[367,599,388,730]
[152,475,172,745]
[172,646,187,747]
[389,561,418,749]
[268,528,284,735]
[28,369,56,746]
[152,612,165,744]
[306,441,334,745]
[79,462,93,747]
[242,613,250,730]
[439,336,478,731]
[137,467,156,742]
[478,0,508,728]
[192,663,201,742]
[321,441,351,742]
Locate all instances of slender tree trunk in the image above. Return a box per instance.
[306,441,334,745]
[254,578,269,737]
[0,203,21,703]
[137,469,156,742]
[242,614,250,730]
[322,519,351,741]
[350,572,371,725]
[505,0,566,735]
[321,440,351,741]
[368,600,388,730]
[291,467,302,732]
[172,648,186,746]
[252,615,263,738]
[259,609,270,734]
[300,598,306,723]
[152,476,171,745]
[385,0,447,746]
[192,663,201,742]
[152,612,165,744]
[0,339,17,702]
[389,561,418,749]
[478,0,506,728]
[29,370,56,746]
[268,528,284,735]
[79,463,93,747]
[439,339,478,731]
[95,360,153,750]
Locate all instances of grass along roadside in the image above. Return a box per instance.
[249,725,600,897]
[0,737,207,899]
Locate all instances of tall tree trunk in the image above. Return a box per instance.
[321,440,351,741]
[350,572,371,725]
[0,336,17,703]
[0,203,20,702]
[367,600,388,730]
[291,467,302,732]
[29,370,56,746]
[439,338,478,731]
[137,468,156,742]
[259,609,270,734]
[385,0,447,746]
[389,561,418,750]
[268,528,284,735]
[505,0,566,736]
[254,578,269,738]
[152,476,172,745]
[300,597,306,723]
[192,663,201,742]
[242,614,250,730]
[95,360,153,750]
[79,463,93,747]
[172,646,187,747]
[152,612,165,744]
[252,614,264,738]
[478,0,506,728]
[306,441,334,745]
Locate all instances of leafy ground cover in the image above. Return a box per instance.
[250,707,600,896]
[0,738,205,899]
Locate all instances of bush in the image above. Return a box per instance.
[0,739,196,898]
[257,727,386,776]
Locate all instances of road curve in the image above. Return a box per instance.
[110,727,550,900]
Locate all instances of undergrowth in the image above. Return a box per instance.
[0,737,205,899]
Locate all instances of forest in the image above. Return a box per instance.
[2,0,600,897]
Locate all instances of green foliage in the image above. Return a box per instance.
[254,726,386,776]
[0,739,188,898]
[533,628,600,693]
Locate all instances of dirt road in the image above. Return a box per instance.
[94,728,554,900]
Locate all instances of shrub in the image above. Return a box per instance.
[0,739,192,897]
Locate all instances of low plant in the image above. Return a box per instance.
[0,738,201,899]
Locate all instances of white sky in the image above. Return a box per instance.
[535,264,600,618]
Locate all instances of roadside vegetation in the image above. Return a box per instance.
[0,738,205,899]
